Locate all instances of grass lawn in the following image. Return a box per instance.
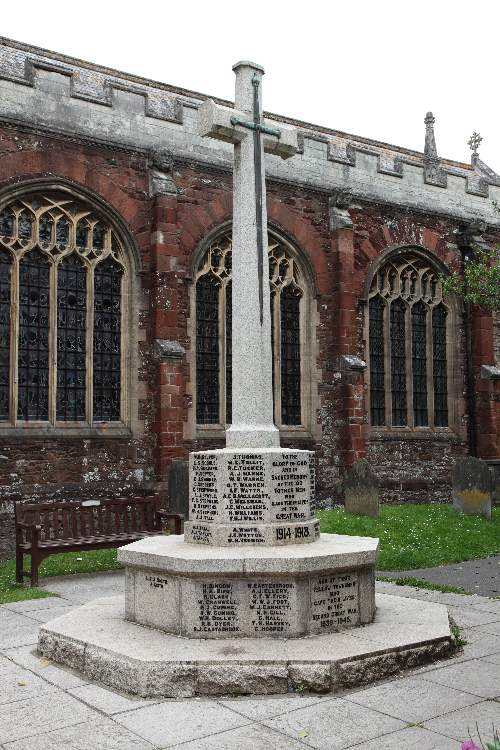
[1,504,498,604]
[0,548,121,605]
[318,504,500,571]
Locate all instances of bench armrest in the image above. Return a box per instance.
[16,523,41,547]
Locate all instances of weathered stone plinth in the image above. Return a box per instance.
[38,593,455,697]
[119,533,378,638]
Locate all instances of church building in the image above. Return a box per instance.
[0,37,498,554]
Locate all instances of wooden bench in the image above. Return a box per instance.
[15,496,184,587]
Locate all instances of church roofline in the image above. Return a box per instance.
[0,34,474,172]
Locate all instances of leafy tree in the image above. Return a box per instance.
[441,245,500,311]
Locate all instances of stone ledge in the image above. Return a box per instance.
[117,533,379,575]
[38,593,454,697]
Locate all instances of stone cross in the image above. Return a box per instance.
[197,62,298,449]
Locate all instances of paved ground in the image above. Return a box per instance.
[0,572,498,749]
[381,555,500,597]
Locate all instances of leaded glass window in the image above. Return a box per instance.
[390,299,407,427]
[93,258,122,421]
[0,251,11,420]
[17,249,50,420]
[368,251,450,429]
[368,296,385,426]
[412,301,428,426]
[195,232,305,428]
[280,285,301,425]
[0,191,128,426]
[432,303,448,427]
[57,254,87,421]
[196,273,220,424]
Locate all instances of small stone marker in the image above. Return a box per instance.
[452,457,492,520]
[344,460,379,518]
[167,460,189,520]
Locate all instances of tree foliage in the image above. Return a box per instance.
[441,245,500,311]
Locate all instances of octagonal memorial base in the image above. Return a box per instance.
[37,593,455,697]
[118,533,378,638]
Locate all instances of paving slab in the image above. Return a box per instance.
[345,675,481,723]
[445,604,500,629]
[0,609,41,650]
[219,694,328,721]
[478,619,500,637]
[169,721,312,749]
[2,645,87,690]
[16,605,76,624]
[3,717,156,749]
[345,725,459,749]
[2,597,71,613]
[482,651,500,665]
[263,698,404,750]
[424,700,500,743]
[0,689,96,744]
[113,700,251,747]
[441,631,500,663]
[38,571,124,603]
[422,658,500,698]
[68,684,160,715]
[0,655,56,707]
[375,581,500,613]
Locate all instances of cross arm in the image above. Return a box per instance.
[197,99,298,160]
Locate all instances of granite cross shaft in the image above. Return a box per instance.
[198,61,298,449]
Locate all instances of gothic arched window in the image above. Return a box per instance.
[0,191,129,426]
[195,232,307,429]
[368,250,450,429]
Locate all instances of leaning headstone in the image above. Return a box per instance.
[344,460,379,518]
[167,460,189,520]
[452,457,492,520]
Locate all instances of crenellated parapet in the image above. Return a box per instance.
[1,36,500,225]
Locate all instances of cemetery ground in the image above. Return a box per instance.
[1,504,498,605]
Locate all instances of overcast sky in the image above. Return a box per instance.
[2,1,499,170]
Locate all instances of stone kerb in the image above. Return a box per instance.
[184,448,317,546]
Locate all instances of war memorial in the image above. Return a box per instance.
[37,62,454,697]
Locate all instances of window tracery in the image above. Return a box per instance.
[0,192,128,426]
[195,232,305,428]
[368,251,450,429]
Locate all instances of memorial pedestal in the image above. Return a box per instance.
[120,533,377,638]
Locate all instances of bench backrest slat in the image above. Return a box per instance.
[15,496,162,541]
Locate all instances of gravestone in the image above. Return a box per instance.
[452,456,492,520]
[344,460,379,518]
[167,460,189,521]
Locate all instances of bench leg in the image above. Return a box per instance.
[15,547,23,584]
[30,552,40,588]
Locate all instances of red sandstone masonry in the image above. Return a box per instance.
[0,126,497,530]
